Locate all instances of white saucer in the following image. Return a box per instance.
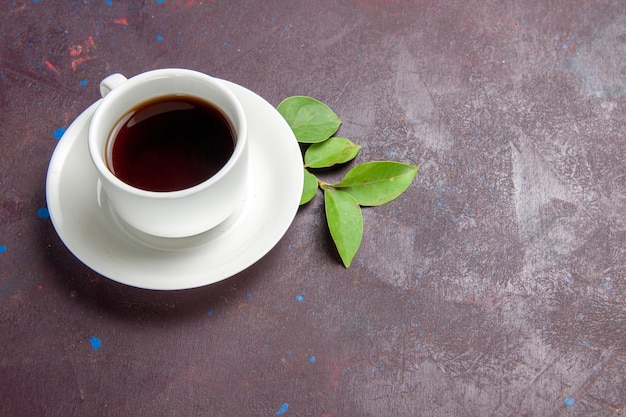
[46,80,303,290]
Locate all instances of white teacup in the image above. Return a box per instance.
[89,69,248,238]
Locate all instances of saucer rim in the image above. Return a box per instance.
[45,80,303,290]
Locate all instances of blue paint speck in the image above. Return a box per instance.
[389,150,397,157]
[0,245,7,253]
[562,43,568,49]
[309,356,316,363]
[276,403,289,415]
[37,208,49,219]
[295,295,303,302]
[156,0,164,2]
[53,126,66,140]
[79,79,87,86]
[564,397,575,407]
[156,35,164,41]
[105,0,112,4]
[89,336,102,351]
[207,310,213,316]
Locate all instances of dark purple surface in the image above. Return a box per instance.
[2,1,626,416]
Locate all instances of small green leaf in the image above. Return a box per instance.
[277,96,341,143]
[300,168,318,205]
[333,161,419,206]
[324,187,363,268]
[304,137,361,168]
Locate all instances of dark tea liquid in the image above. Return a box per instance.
[107,96,235,192]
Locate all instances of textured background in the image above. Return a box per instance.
[1,1,625,416]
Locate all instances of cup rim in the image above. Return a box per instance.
[88,68,248,199]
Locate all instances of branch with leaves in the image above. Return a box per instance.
[278,96,419,268]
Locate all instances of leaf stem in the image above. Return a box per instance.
[318,178,333,189]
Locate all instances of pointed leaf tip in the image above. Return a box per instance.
[324,188,363,267]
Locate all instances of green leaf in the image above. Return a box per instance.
[304,137,361,168]
[324,187,363,268]
[300,168,318,205]
[333,161,419,206]
[277,96,341,143]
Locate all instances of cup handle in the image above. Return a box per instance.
[99,73,127,97]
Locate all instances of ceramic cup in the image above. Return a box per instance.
[88,68,248,238]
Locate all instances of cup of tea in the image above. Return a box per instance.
[88,68,248,238]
